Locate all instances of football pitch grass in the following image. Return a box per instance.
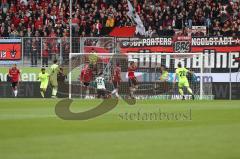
[0,99,239,159]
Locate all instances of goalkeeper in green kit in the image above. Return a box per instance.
[174,63,195,100]
[159,65,169,94]
[50,59,60,98]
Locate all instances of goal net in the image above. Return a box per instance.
[68,53,213,100]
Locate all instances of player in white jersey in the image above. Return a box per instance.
[95,72,107,98]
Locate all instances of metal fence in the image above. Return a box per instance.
[22,37,80,67]
[0,37,239,99]
[9,37,115,67]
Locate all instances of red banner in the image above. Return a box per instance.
[0,39,21,60]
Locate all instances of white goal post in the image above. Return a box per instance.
[68,52,213,100]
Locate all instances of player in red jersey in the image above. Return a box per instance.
[111,63,121,98]
[80,64,93,98]
[128,61,138,99]
[8,64,21,97]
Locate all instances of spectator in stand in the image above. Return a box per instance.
[31,38,38,66]
[158,26,165,36]
[0,0,239,37]
[192,30,205,37]
[105,15,115,27]
[95,20,102,36]
[42,41,49,67]
[221,22,233,36]
[146,26,154,37]
[72,14,80,32]
[51,39,60,61]
[1,0,9,14]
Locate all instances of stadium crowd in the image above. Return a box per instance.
[0,0,240,37]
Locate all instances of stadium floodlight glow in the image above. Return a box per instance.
[68,52,213,100]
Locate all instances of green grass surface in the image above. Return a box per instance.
[0,100,240,159]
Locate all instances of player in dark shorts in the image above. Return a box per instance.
[80,64,93,98]
[111,63,121,98]
[8,64,21,97]
[128,61,138,98]
[83,82,90,86]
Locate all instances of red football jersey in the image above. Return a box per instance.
[128,66,137,79]
[9,68,20,82]
[113,66,121,82]
[80,68,92,83]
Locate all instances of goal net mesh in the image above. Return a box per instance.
[68,53,213,99]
